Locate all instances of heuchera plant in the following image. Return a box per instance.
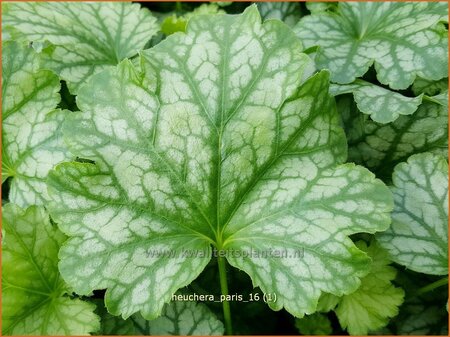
[1,2,448,336]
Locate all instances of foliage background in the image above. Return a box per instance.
[1,1,448,336]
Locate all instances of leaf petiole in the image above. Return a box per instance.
[218,255,233,335]
[415,277,448,296]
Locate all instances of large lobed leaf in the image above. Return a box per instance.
[2,2,158,93]
[2,205,99,335]
[377,153,448,275]
[2,41,71,207]
[47,6,393,320]
[295,2,448,89]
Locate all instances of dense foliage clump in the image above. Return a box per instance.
[2,2,448,336]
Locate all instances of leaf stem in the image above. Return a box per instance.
[218,256,233,335]
[416,277,448,295]
[422,94,444,105]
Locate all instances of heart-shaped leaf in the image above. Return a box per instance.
[47,6,392,320]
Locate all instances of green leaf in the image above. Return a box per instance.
[161,15,188,36]
[161,4,225,36]
[381,255,448,334]
[95,299,136,335]
[341,91,448,179]
[134,301,224,335]
[428,90,450,107]
[305,2,338,14]
[97,300,224,335]
[257,2,302,27]
[330,80,423,123]
[295,2,448,89]
[2,41,71,207]
[217,2,232,8]
[396,303,448,335]
[2,204,100,335]
[377,153,448,275]
[295,313,332,335]
[334,240,405,335]
[3,2,158,93]
[47,6,393,320]
[316,293,339,313]
[412,77,448,96]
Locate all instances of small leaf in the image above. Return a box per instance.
[330,79,423,123]
[257,2,302,27]
[161,4,225,36]
[95,300,136,335]
[161,15,189,36]
[377,153,448,275]
[2,204,100,335]
[334,240,405,335]
[341,92,448,179]
[3,2,158,93]
[47,6,393,320]
[2,41,71,207]
[295,312,332,335]
[295,2,448,89]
